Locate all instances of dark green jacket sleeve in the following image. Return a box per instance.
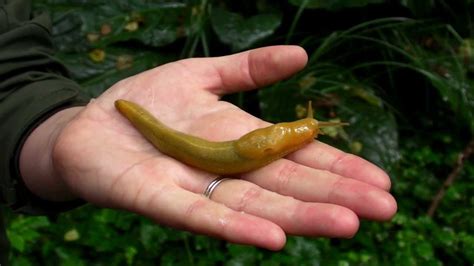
[0,0,88,214]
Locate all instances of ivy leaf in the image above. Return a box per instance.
[211,7,281,52]
[288,0,385,10]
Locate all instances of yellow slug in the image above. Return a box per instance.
[115,99,346,175]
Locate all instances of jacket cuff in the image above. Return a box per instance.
[0,77,89,215]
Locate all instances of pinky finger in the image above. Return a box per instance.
[139,184,286,250]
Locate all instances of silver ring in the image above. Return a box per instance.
[203,177,229,199]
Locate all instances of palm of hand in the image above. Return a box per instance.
[53,46,396,250]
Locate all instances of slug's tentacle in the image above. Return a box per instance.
[307,100,313,118]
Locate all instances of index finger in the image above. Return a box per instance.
[287,141,392,191]
[178,45,308,95]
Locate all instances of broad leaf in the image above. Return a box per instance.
[211,8,281,52]
[35,0,189,51]
[338,99,401,173]
[260,64,400,173]
[58,48,175,96]
[288,0,385,10]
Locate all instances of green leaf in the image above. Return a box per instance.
[139,223,169,252]
[415,241,434,260]
[92,208,136,230]
[421,61,474,134]
[226,244,260,266]
[38,1,189,51]
[369,23,474,134]
[211,7,281,51]
[284,237,322,265]
[8,231,25,253]
[288,0,385,10]
[400,0,436,16]
[11,257,33,266]
[6,216,50,252]
[434,227,456,247]
[260,62,400,173]
[339,99,401,173]
[54,246,87,266]
[460,232,474,263]
[58,48,175,96]
[125,246,138,266]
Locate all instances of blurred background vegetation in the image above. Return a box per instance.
[3,0,474,265]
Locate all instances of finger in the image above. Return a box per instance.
[202,178,359,238]
[179,45,308,95]
[158,187,286,250]
[287,141,392,191]
[213,45,308,94]
[241,159,397,221]
[110,161,286,250]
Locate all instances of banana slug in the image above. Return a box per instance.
[115,99,346,175]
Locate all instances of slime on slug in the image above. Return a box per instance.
[115,99,347,175]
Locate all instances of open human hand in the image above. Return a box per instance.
[23,46,397,250]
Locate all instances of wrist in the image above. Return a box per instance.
[19,106,84,202]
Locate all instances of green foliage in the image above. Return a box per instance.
[288,0,385,10]
[6,216,49,253]
[34,0,184,97]
[5,0,474,265]
[210,7,282,52]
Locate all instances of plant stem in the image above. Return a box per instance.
[201,31,210,57]
[183,235,195,266]
[285,0,308,44]
[427,138,474,217]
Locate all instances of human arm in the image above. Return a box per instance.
[0,0,87,214]
[18,45,397,250]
